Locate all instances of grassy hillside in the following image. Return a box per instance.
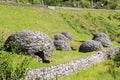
[59,9,120,42]
[0,5,120,41]
[0,4,82,40]
[0,4,120,69]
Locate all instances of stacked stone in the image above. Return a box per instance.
[4,30,55,62]
[92,32,112,47]
[79,32,112,52]
[54,34,69,41]
[61,32,74,41]
[26,47,120,80]
[79,40,103,52]
[54,32,73,51]
[54,40,71,51]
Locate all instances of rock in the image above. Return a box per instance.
[92,32,112,47]
[54,34,68,41]
[4,30,55,62]
[61,32,74,40]
[54,40,71,51]
[54,34,72,51]
[79,40,103,52]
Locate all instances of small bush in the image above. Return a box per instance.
[0,51,29,80]
[109,2,118,9]
[113,52,120,67]
[0,53,12,80]
[79,0,91,8]
[105,52,120,80]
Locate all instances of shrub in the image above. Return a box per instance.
[113,52,120,67]
[46,0,61,6]
[0,53,12,80]
[109,2,118,9]
[0,51,29,80]
[105,52,120,80]
[79,0,91,8]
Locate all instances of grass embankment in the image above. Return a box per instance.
[0,4,120,69]
[1,50,96,69]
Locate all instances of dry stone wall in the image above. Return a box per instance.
[26,47,120,80]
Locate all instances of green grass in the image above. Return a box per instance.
[0,4,120,69]
[0,4,120,43]
[60,60,120,80]
[0,50,96,69]
[113,41,120,46]
[60,10,120,42]
[0,4,82,40]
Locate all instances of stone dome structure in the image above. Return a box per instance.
[79,40,103,52]
[54,40,71,51]
[4,30,55,63]
[61,32,74,40]
[54,34,68,41]
[92,32,112,47]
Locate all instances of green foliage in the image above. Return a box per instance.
[0,52,12,80]
[105,60,117,80]
[4,0,41,4]
[0,51,29,80]
[113,52,120,67]
[104,52,120,80]
[78,0,91,8]
[2,0,120,9]
[46,0,62,6]
[13,58,29,80]
[92,0,120,9]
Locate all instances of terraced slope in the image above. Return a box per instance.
[0,4,120,69]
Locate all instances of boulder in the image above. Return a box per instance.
[61,32,74,40]
[93,32,112,47]
[79,40,103,52]
[54,40,71,51]
[54,34,68,41]
[4,30,55,63]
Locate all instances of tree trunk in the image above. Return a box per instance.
[91,0,94,8]
[72,0,76,7]
[41,0,44,5]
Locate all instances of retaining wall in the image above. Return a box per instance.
[26,47,120,80]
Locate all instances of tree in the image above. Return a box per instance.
[41,0,44,5]
[91,0,94,8]
[45,0,61,6]
[72,0,76,7]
